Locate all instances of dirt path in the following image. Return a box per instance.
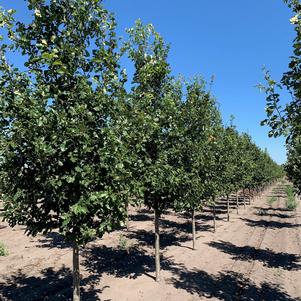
[1,182,301,301]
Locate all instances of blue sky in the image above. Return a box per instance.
[1,0,295,164]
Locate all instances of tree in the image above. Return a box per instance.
[0,1,129,300]
[233,133,252,211]
[174,78,222,248]
[125,20,182,282]
[261,0,301,194]
[219,124,240,221]
[238,134,258,208]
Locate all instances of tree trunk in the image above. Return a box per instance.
[227,194,230,222]
[154,208,160,282]
[243,189,246,209]
[126,203,130,231]
[213,197,216,232]
[192,209,196,250]
[248,188,251,205]
[73,244,80,301]
[236,192,239,215]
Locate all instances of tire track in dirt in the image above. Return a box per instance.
[225,183,301,301]
[201,184,281,300]
[229,197,279,300]
[268,189,301,299]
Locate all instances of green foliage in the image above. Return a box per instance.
[118,234,134,253]
[124,20,283,215]
[0,0,284,256]
[219,125,240,195]
[0,1,285,296]
[285,185,298,210]
[125,20,182,215]
[0,241,8,256]
[261,0,301,195]
[174,77,223,212]
[0,0,129,245]
[267,196,277,205]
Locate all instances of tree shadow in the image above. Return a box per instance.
[2,245,299,301]
[0,266,104,301]
[136,208,153,214]
[254,207,292,213]
[241,218,301,229]
[169,268,300,301]
[256,211,293,219]
[126,228,191,249]
[266,194,287,198]
[37,232,72,249]
[160,218,212,233]
[128,213,153,222]
[210,197,248,215]
[208,240,301,271]
[195,209,226,221]
[82,245,178,281]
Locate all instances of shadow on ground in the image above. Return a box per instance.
[38,232,72,249]
[241,218,301,229]
[82,245,177,280]
[0,266,105,301]
[169,268,301,301]
[83,245,300,301]
[2,244,299,301]
[125,228,191,249]
[129,213,153,222]
[254,206,292,213]
[160,218,212,234]
[208,240,301,271]
[256,211,294,219]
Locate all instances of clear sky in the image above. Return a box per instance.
[1,0,295,164]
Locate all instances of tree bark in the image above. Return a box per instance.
[213,197,216,232]
[236,192,239,215]
[73,244,80,301]
[154,208,160,282]
[248,188,251,205]
[192,208,196,250]
[227,194,230,222]
[126,202,130,231]
[243,189,246,209]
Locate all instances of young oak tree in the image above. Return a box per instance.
[201,106,225,232]
[238,133,256,209]
[0,1,129,300]
[175,78,222,249]
[125,20,182,282]
[219,124,240,222]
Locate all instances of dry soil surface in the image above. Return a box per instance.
[1,182,301,301]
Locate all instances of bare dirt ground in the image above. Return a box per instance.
[1,182,301,301]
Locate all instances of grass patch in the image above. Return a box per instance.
[285,186,298,211]
[118,234,135,254]
[0,241,8,256]
[267,196,277,205]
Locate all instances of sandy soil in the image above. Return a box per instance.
[1,182,301,301]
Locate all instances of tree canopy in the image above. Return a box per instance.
[261,0,301,193]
